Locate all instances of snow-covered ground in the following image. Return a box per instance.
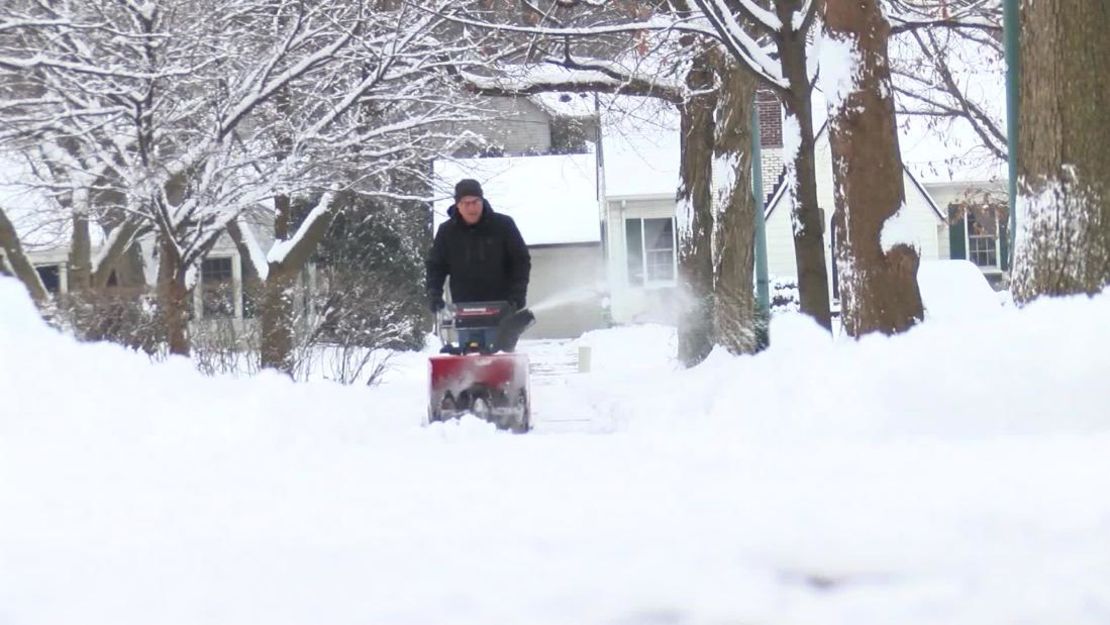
[2,276,1110,625]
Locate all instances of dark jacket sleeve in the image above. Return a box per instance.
[503,216,531,308]
[425,224,449,301]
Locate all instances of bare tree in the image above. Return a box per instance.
[887,1,1008,177]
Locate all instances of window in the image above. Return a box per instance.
[625,217,676,286]
[35,265,61,293]
[201,257,235,318]
[966,207,1000,268]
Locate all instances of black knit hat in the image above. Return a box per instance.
[454,178,483,200]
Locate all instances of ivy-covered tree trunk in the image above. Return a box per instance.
[676,49,718,367]
[825,0,924,336]
[711,55,760,355]
[1012,0,1110,302]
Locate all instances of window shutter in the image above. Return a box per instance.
[948,207,966,260]
[998,218,1010,271]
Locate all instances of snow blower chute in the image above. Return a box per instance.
[428,301,535,433]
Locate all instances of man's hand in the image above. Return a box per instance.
[510,296,526,311]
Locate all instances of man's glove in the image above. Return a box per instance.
[430,296,445,313]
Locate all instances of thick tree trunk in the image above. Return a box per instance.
[711,56,760,355]
[1012,0,1110,302]
[259,267,297,374]
[825,0,924,336]
[676,51,718,367]
[156,237,190,355]
[778,14,833,331]
[0,205,49,303]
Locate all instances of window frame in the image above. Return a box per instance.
[624,216,677,288]
[965,208,1001,270]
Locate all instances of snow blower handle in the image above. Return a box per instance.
[435,304,457,345]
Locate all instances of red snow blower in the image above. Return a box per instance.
[428,301,535,433]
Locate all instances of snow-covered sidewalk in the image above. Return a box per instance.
[2,277,1109,625]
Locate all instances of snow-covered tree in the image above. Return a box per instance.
[823,0,924,336]
[686,0,833,332]
[2,0,482,365]
[1011,0,1110,301]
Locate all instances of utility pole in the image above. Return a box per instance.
[1004,0,1020,271]
[752,102,770,348]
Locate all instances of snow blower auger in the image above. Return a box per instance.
[428,301,536,433]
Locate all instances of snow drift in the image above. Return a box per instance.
[2,276,1109,625]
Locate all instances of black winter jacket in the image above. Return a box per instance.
[425,200,531,308]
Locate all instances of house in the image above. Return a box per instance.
[761,121,949,302]
[599,92,1010,324]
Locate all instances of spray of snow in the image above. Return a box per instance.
[528,282,607,314]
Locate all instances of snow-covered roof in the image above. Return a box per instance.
[599,98,681,199]
[433,153,601,246]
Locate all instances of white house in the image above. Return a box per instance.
[597,92,1010,324]
[761,122,948,301]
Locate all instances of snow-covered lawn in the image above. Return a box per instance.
[2,276,1109,625]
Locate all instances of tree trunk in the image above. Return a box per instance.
[259,266,298,374]
[711,55,760,354]
[1012,0,1110,302]
[94,185,146,289]
[778,13,834,331]
[257,192,339,376]
[676,50,719,367]
[156,236,190,355]
[0,205,49,303]
[67,202,91,294]
[825,0,924,337]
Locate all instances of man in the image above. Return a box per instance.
[426,178,531,316]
